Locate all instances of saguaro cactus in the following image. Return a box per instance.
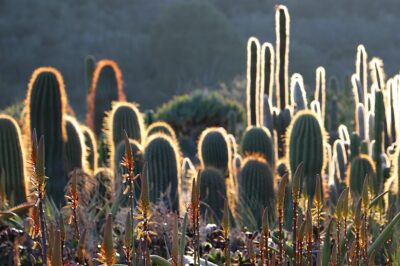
[286,110,326,198]
[240,126,275,167]
[25,67,68,205]
[260,42,275,126]
[80,125,98,173]
[65,115,88,173]
[246,37,261,127]
[104,102,145,172]
[275,5,290,110]
[86,59,126,135]
[239,155,275,228]
[199,167,227,222]
[0,115,27,205]
[144,133,180,211]
[198,127,231,177]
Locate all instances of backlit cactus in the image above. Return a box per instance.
[239,155,275,228]
[199,167,226,222]
[86,59,126,135]
[374,90,384,191]
[274,107,292,157]
[286,110,326,198]
[275,5,290,110]
[80,125,98,173]
[104,102,145,172]
[290,73,307,112]
[314,66,326,121]
[198,127,231,177]
[240,126,275,167]
[144,133,180,211]
[260,42,274,111]
[65,115,88,173]
[347,154,376,198]
[25,67,68,205]
[0,115,27,205]
[356,45,368,100]
[146,121,177,141]
[246,37,261,127]
[356,103,366,140]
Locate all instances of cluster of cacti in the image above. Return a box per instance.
[3,4,400,265]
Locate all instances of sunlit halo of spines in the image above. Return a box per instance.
[80,124,98,173]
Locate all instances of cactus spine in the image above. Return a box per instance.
[239,155,275,228]
[65,115,88,173]
[286,110,326,198]
[146,121,177,141]
[25,67,68,205]
[246,37,261,127]
[86,59,126,135]
[0,115,27,204]
[240,126,275,167]
[144,133,180,211]
[314,66,326,121]
[275,5,290,110]
[80,125,98,173]
[198,127,231,177]
[199,167,227,222]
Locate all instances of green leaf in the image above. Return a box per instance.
[321,219,333,266]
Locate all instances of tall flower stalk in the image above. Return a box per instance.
[291,163,303,266]
[276,173,288,265]
[189,175,201,266]
[65,170,80,240]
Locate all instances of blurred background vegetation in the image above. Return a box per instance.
[1,0,399,120]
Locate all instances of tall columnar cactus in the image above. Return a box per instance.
[275,5,290,110]
[144,133,180,211]
[25,67,68,205]
[347,154,376,198]
[246,37,261,127]
[274,107,292,157]
[80,125,98,173]
[198,127,231,177]
[146,121,177,141]
[351,74,364,107]
[355,45,368,101]
[227,110,237,135]
[238,155,275,228]
[350,132,361,160]
[263,95,274,133]
[65,115,88,173]
[260,42,275,125]
[114,139,143,200]
[333,139,347,182]
[199,167,227,222]
[314,66,326,121]
[240,126,275,167]
[374,90,384,192]
[85,55,96,93]
[86,59,126,135]
[356,103,366,140]
[286,110,326,198]
[0,115,27,205]
[104,102,145,172]
[290,73,307,112]
[328,96,338,134]
[370,57,385,91]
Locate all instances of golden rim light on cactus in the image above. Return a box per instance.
[80,124,98,173]
[146,121,177,141]
[86,59,126,131]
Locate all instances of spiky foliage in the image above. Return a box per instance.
[198,127,231,177]
[286,110,326,199]
[80,125,98,173]
[25,67,68,205]
[347,154,376,198]
[97,214,116,266]
[144,133,181,211]
[199,167,226,222]
[246,37,261,127]
[290,73,307,112]
[275,5,290,110]
[104,101,145,171]
[240,126,275,167]
[146,121,177,141]
[238,155,275,229]
[115,138,143,198]
[260,42,275,109]
[314,66,326,120]
[86,59,126,135]
[65,115,88,173]
[85,55,96,93]
[0,115,28,205]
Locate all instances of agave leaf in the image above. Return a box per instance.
[59,213,65,242]
[179,212,188,256]
[222,200,230,236]
[369,191,388,210]
[321,219,333,265]
[262,208,269,233]
[277,173,288,209]
[368,211,400,259]
[50,230,62,266]
[77,229,87,263]
[99,213,116,266]
[36,136,46,184]
[292,162,304,198]
[354,199,362,228]
[124,211,133,251]
[314,174,322,206]
[361,174,370,211]
[139,165,150,210]
[171,214,179,265]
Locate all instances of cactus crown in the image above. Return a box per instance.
[65,115,89,173]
